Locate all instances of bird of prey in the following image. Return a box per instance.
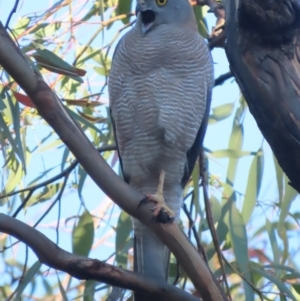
[108,0,214,294]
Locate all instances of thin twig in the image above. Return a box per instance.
[200,150,232,301]
[6,145,116,218]
[222,255,264,301]
[193,0,226,49]
[5,0,20,29]
[214,71,233,87]
[183,203,207,262]
[6,245,28,301]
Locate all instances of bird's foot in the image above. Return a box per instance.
[147,193,175,223]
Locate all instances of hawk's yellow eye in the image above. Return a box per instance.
[156,0,167,6]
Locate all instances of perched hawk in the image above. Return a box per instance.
[108,0,214,297]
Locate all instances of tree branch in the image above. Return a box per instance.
[5,0,20,29]
[0,213,200,301]
[0,22,227,301]
[214,71,233,87]
[193,0,226,49]
[225,0,300,193]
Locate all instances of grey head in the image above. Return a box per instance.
[135,0,196,34]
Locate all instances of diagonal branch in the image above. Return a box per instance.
[0,213,199,301]
[0,22,227,301]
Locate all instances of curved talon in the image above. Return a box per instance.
[137,170,175,223]
[147,193,175,223]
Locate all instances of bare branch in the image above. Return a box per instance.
[214,71,233,87]
[0,213,199,301]
[5,0,20,29]
[200,151,231,301]
[193,0,226,50]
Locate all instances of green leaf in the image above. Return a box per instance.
[193,6,209,38]
[252,267,297,301]
[265,218,280,264]
[115,211,132,267]
[200,195,221,231]
[94,66,107,76]
[225,96,246,199]
[192,161,200,214]
[253,221,296,238]
[242,149,264,223]
[72,210,94,257]
[225,123,243,195]
[15,261,42,300]
[57,272,68,301]
[42,277,52,295]
[277,176,297,264]
[206,201,231,260]
[7,91,26,172]
[0,111,23,167]
[12,17,31,36]
[34,47,84,82]
[78,166,87,200]
[0,162,24,196]
[225,203,254,301]
[278,177,297,238]
[210,149,257,159]
[65,106,102,134]
[211,102,235,121]
[292,284,300,295]
[210,196,222,223]
[263,264,300,279]
[26,182,63,207]
[273,154,284,203]
[116,0,133,24]
[84,280,96,301]
[37,139,63,153]
[61,147,70,172]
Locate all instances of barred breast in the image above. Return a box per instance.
[109,23,213,215]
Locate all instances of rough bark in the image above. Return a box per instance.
[225,0,300,192]
[0,22,227,301]
[0,214,201,301]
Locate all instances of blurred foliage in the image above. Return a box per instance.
[0,0,299,300]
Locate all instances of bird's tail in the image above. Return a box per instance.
[134,221,170,280]
[133,186,182,301]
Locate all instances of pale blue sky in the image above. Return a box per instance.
[0,1,299,300]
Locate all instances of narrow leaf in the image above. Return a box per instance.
[225,203,254,301]
[211,149,257,159]
[57,272,68,301]
[242,148,264,223]
[116,0,133,24]
[84,280,96,301]
[252,267,297,301]
[211,102,235,121]
[192,161,200,214]
[115,211,132,267]
[72,210,94,257]
[15,261,42,300]
[265,218,280,264]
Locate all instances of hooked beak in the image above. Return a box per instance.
[136,0,156,34]
[140,9,155,34]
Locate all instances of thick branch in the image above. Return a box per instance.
[0,214,199,301]
[225,0,300,193]
[0,23,227,301]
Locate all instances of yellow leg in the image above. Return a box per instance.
[147,170,175,219]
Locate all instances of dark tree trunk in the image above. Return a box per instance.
[225,0,300,192]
